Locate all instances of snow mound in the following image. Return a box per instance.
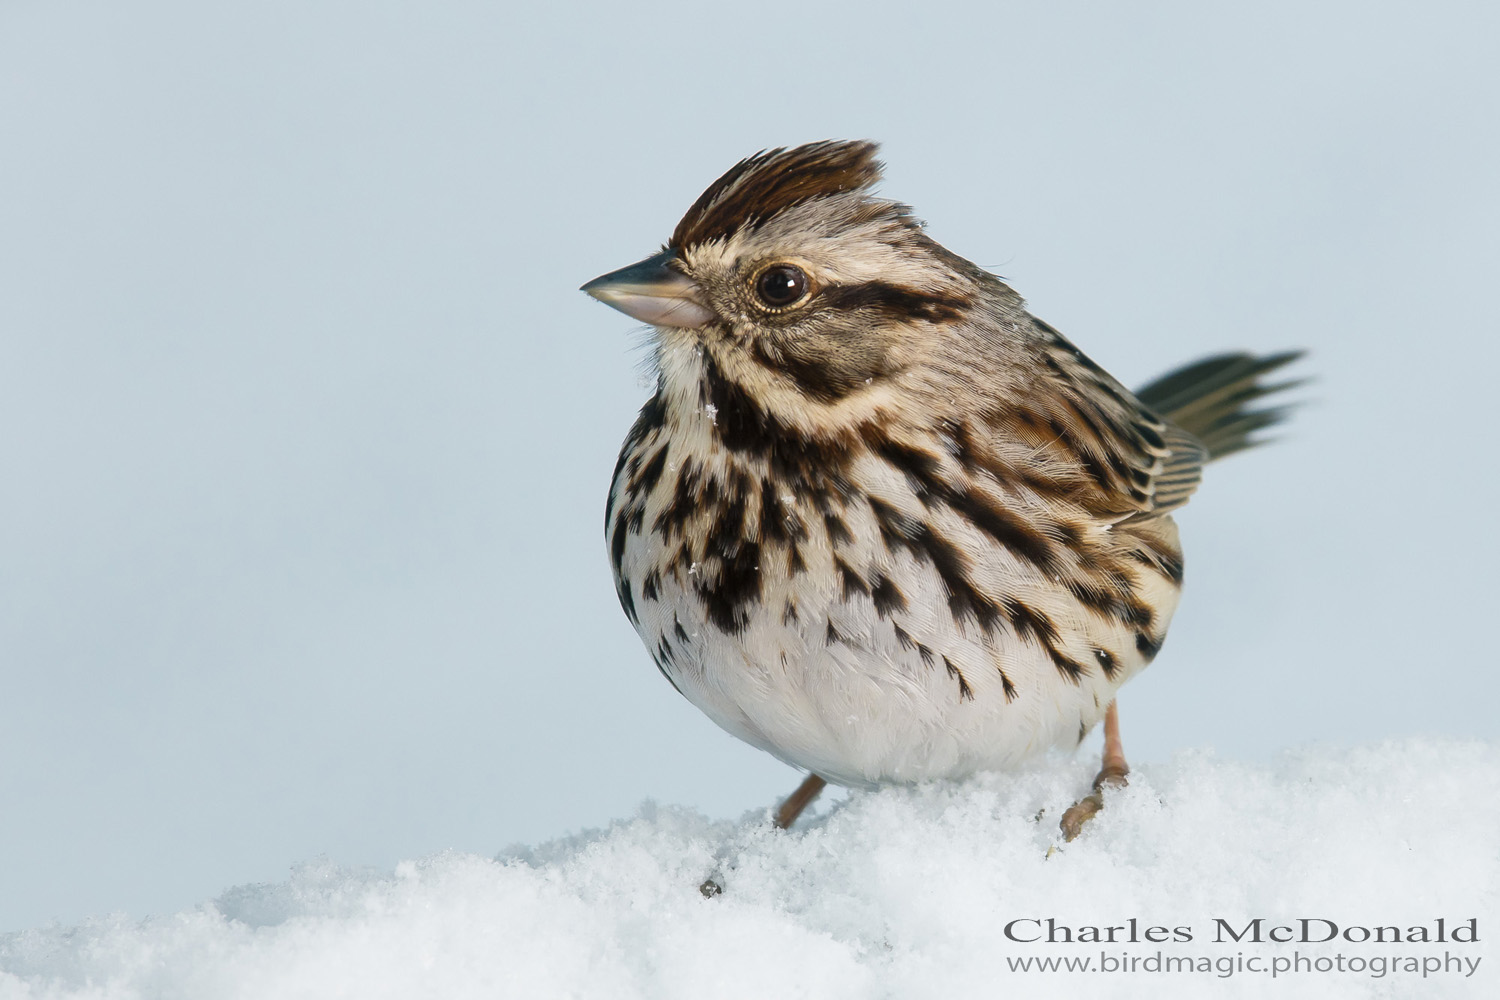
[3,741,1496,999]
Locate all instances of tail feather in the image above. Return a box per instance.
[1134,350,1306,461]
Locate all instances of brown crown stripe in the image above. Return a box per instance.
[671,141,884,248]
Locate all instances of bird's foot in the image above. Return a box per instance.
[1059,761,1129,842]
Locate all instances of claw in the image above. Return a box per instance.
[1059,700,1130,841]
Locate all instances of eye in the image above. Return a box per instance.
[754,264,809,309]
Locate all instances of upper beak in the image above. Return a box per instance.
[581,249,716,329]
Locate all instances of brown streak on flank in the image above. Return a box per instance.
[835,557,868,599]
[940,482,1060,573]
[1066,578,1154,631]
[866,431,944,497]
[892,621,916,651]
[1129,540,1185,584]
[631,447,669,495]
[869,495,923,547]
[823,509,854,547]
[826,618,856,647]
[871,423,1062,574]
[952,417,1085,505]
[943,655,975,702]
[671,141,884,248]
[997,665,1018,702]
[1002,597,1087,684]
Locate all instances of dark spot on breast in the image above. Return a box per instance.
[632,447,669,494]
[870,574,908,617]
[1136,631,1163,661]
[788,544,806,575]
[759,479,789,544]
[653,458,701,540]
[609,511,630,577]
[823,510,853,547]
[835,557,867,599]
[697,541,761,634]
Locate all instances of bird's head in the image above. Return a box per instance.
[583,141,1015,424]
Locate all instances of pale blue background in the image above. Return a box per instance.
[2,0,1495,931]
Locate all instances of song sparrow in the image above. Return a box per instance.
[584,141,1300,840]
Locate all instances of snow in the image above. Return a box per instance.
[2,740,1496,999]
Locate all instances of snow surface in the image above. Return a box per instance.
[2,740,1496,999]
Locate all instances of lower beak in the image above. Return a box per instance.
[581,250,716,329]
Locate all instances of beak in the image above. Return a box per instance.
[581,249,716,329]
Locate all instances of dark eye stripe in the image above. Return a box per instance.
[818,282,969,323]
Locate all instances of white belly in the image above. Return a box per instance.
[614,443,1181,788]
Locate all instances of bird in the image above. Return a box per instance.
[582,140,1300,840]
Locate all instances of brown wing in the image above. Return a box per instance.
[1001,320,1209,522]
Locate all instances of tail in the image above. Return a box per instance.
[1134,350,1306,461]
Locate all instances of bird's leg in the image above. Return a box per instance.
[773,773,827,829]
[1059,699,1130,841]
[703,773,826,894]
